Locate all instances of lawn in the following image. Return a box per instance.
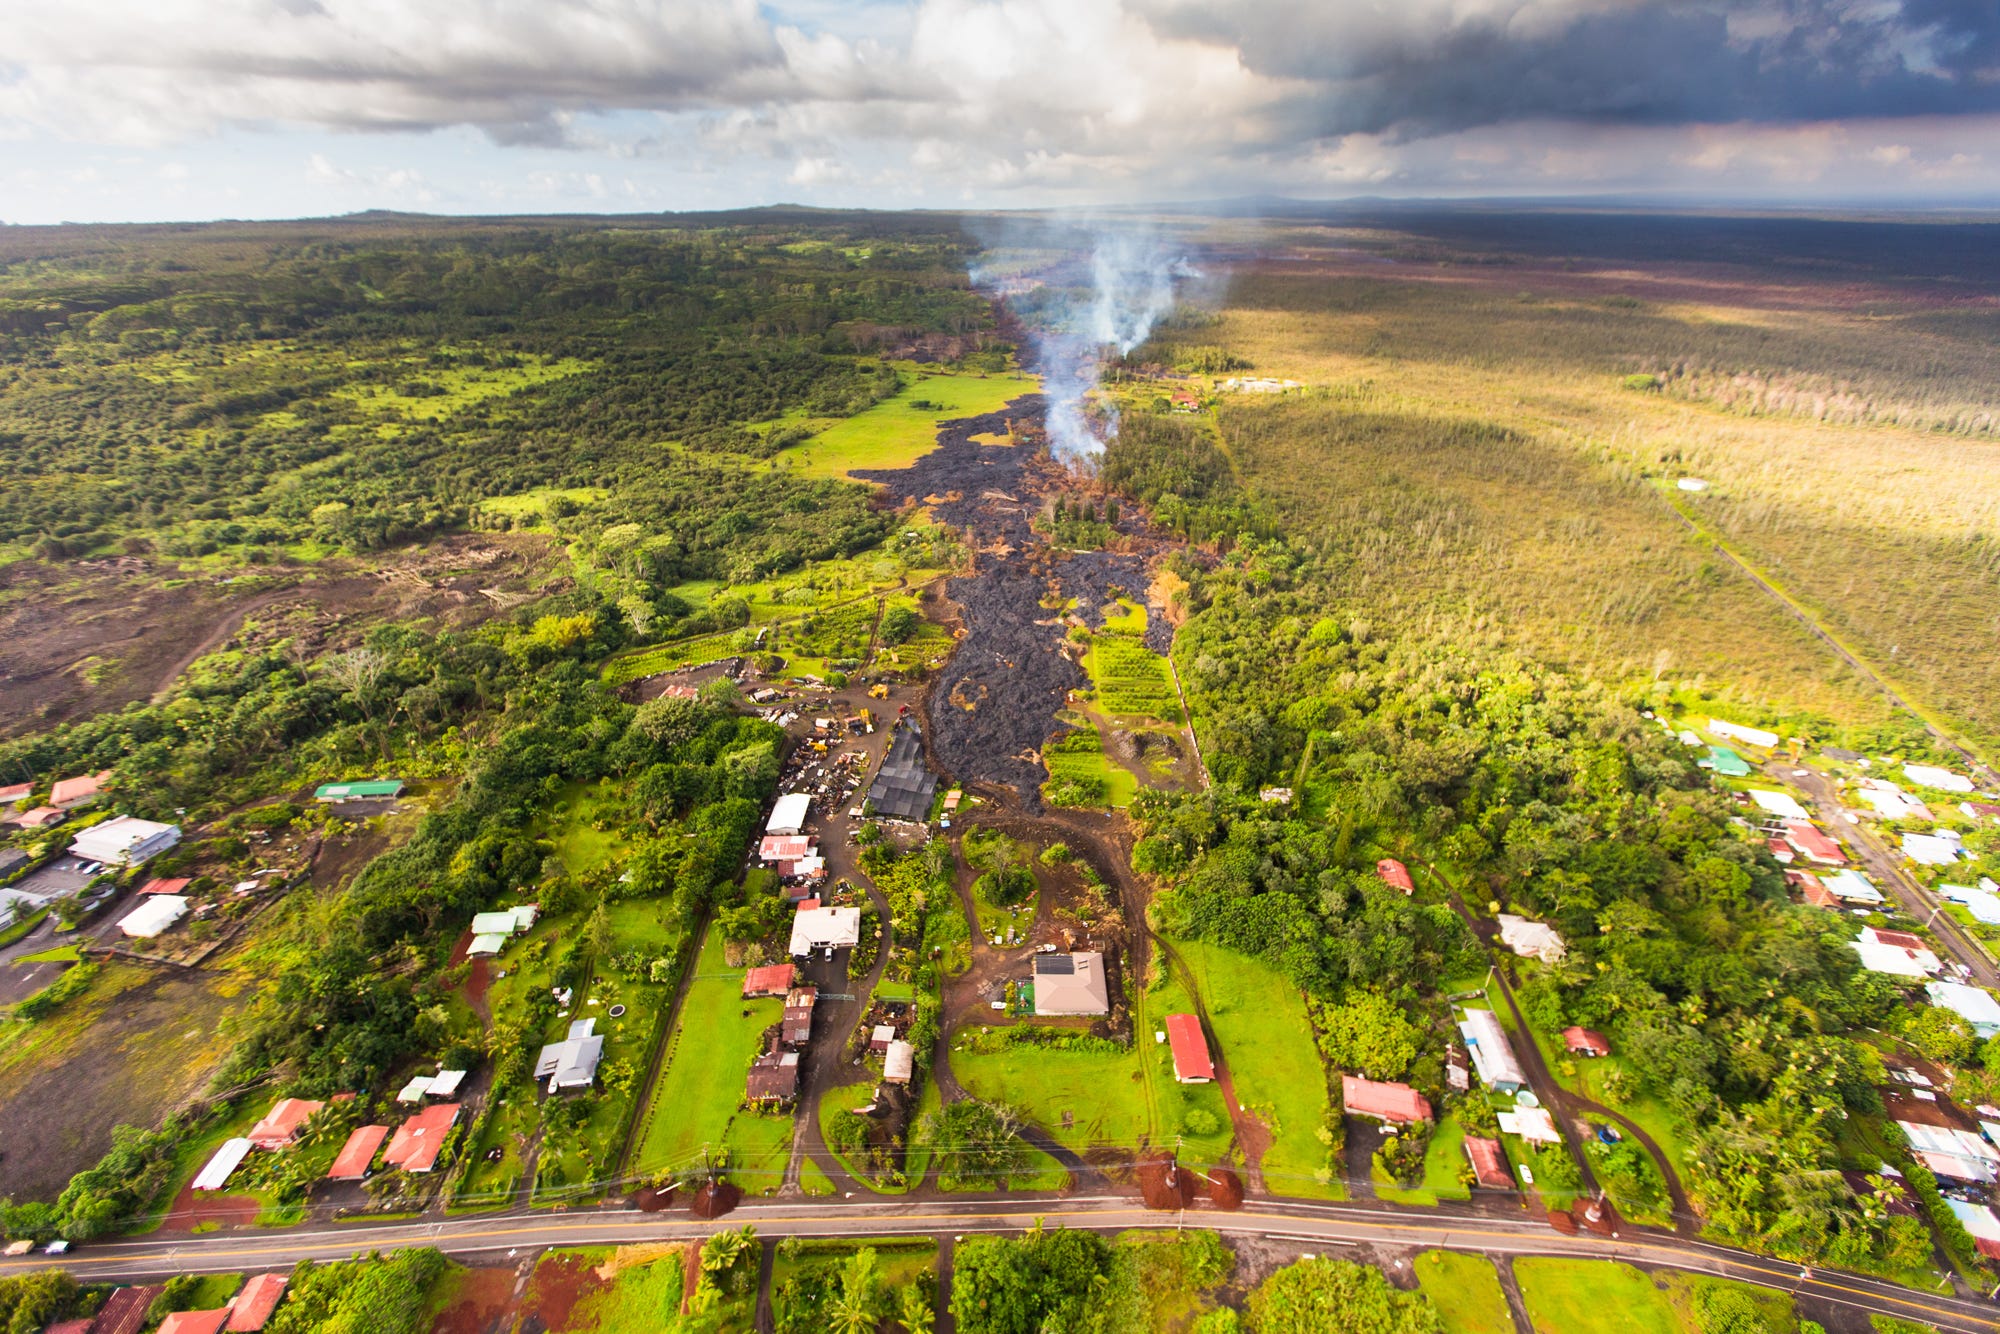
[628,928,783,1183]
[1514,1259,1680,1334]
[951,1033,1158,1157]
[545,780,631,875]
[1170,938,1337,1197]
[1415,1252,1513,1334]
[1525,1022,1693,1184]
[1659,1273,1797,1334]
[768,369,1037,479]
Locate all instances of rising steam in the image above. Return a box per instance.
[971,221,1197,465]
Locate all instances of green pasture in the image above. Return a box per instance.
[1415,1252,1513,1334]
[768,369,1037,479]
[1084,634,1182,722]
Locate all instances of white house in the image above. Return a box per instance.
[1858,780,1931,822]
[535,1018,604,1091]
[1819,868,1884,905]
[118,894,189,938]
[70,815,180,867]
[1710,718,1779,748]
[788,905,861,956]
[1497,915,1566,963]
[1904,764,1975,794]
[1903,831,1965,867]
[1458,1008,1528,1094]
[1747,789,1810,821]
[1928,980,2000,1038]
[1850,926,1940,978]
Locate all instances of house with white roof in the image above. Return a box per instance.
[1904,764,1975,794]
[1747,789,1810,821]
[766,793,811,837]
[789,904,861,956]
[1903,830,1965,867]
[1928,980,2000,1038]
[1819,868,1884,905]
[1850,926,1940,978]
[70,815,180,867]
[1497,915,1566,963]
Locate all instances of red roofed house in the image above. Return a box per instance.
[1464,1135,1513,1189]
[50,769,113,809]
[1784,820,1847,866]
[743,964,794,998]
[157,1312,232,1334]
[1794,874,1839,908]
[1563,1027,1611,1057]
[0,782,28,806]
[225,1273,289,1331]
[760,834,814,863]
[1341,1074,1432,1125]
[1165,1013,1215,1083]
[10,805,65,829]
[89,1286,163,1334]
[43,1322,91,1334]
[1766,838,1794,864]
[140,877,193,896]
[327,1124,389,1180]
[383,1102,460,1173]
[1376,859,1415,894]
[246,1097,324,1150]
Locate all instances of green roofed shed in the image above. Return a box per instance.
[315,780,406,802]
[1707,746,1751,778]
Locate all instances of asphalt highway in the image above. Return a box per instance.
[3,1194,1994,1331]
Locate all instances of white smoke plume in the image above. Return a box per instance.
[970,218,1197,465]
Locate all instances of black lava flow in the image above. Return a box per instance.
[857,396,1176,805]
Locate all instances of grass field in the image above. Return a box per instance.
[1514,1259,1682,1334]
[1170,938,1336,1197]
[768,369,1036,479]
[1199,261,2000,749]
[1415,1252,1513,1334]
[629,929,782,1183]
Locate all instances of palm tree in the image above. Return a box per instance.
[897,1283,936,1334]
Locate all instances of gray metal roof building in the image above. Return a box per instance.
[867,723,937,822]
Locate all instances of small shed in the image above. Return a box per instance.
[869,1023,896,1054]
[1562,1027,1611,1057]
[1706,746,1751,778]
[1165,1013,1215,1083]
[743,964,794,998]
[313,780,405,803]
[882,1040,915,1084]
[782,987,816,1047]
[118,894,189,938]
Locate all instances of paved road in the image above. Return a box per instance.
[3,1194,1992,1331]
[1778,761,2000,989]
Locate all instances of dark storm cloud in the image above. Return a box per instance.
[1148,0,2000,138]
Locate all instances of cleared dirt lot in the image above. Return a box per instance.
[0,532,558,736]
[0,963,235,1200]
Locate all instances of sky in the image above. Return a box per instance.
[4,0,2000,223]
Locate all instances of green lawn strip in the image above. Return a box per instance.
[0,908,50,949]
[722,1107,794,1198]
[1513,1258,1680,1334]
[768,370,1036,479]
[1101,598,1147,635]
[17,942,80,964]
[801,1157,837,1197]
[629,929,781,1179]
[1134,968,1236,1164]
[525,898,682,1200]
[1042,729,1139,808]
[1375,1115,1472,1207]
[1170,938,1338,1199]
[1414,1252,1514,1334]
[902,1075,943,1187]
